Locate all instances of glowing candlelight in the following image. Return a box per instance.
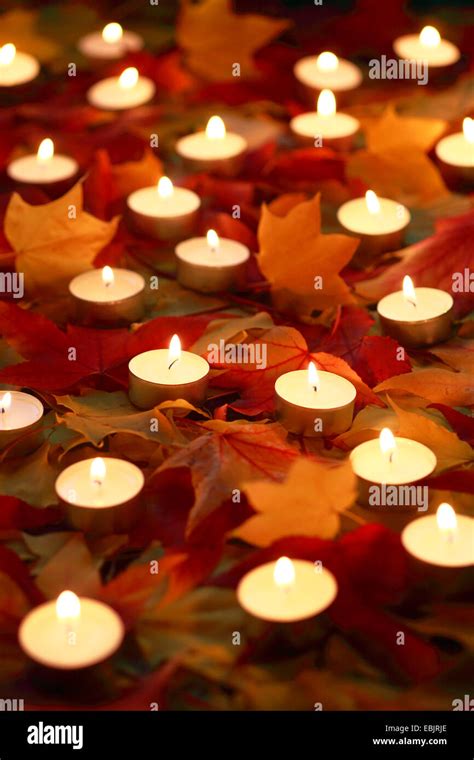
[56,590,81,626]
[307,361,319,392]
[176,115,248,175]
[317,88,336,117]
[273,557,296,591]
[365,189,381,215]
[0,391,12,429]
[90,457,106,487]
[0,43,16,66]
[294,51,362,95]
[168,334,181,370]
[102,22,123,44]
[37,138,54,163]
[380,427,396,464]
[157,176,173,199]
[206,115,226,140]
[119,66,138,89]
[317,52,338,72]
[463,117,474,144]
[403,275,417,307]
[101,266,114,289]
[206,229,219,253]
[436,502,457,544]
[419,25,441,48]
[402,501,473,568]
[393,25,460,68]
[0,391,43,454]
[290,87,359,150]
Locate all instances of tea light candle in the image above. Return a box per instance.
[126,176,201,241]
[87,66,155,110]
[237,556,338,622]
[0,390,43,456]
[350,428,437,507]
[393,25,460,68]
[0,43,39,87]
[275,362,356,437]
[293,51,363,97]
[337,190,410,264]
[175,229,250,293]
[435,117,474,186]
[19,590,124,669]
[402,503,473,567]
[176,115,248,176]
[55,457,144,534]
[7,138,78,186]
[289,89,360,151]
[377,276,454,348]
[78,22,143,60]
[69,266,146,327]
[129,334,209,409]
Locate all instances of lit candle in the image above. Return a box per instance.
[293,52,363,102]
[377,275,454,347]
[7,138,78,186]
[176,115,248,176]
[0,43,39,87]
[290,89,360,151]
[128,334,209,409]
[19,590,124,669]
[55,456,145,534]
[402,503,473,567]
[435,117,474,186]
[69,266,146,327]
[78,22,143,60]
[274,362,356,437]
[337,190,411,264]
[126,176,201,241]
[350,428,437,507]
[393,25,460,68]
[175,229,250,293]
[0,390,43,457]
[87,66,155,110]
[237,556,338,622]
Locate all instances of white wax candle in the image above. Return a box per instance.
[7,138,78,185]
[275,368,356,410]
[55,457,144,508]
[350,436,436,484]
[294,52,363,92]
[435,118,474,168]
[377,286,453,323]
[78,23,143,60]
[176,116,247,161]
[127,183,201,220]
[237,557,338,622]
[87,67,155,110]
[129,348,209,386]
[175,234,250,269]
[0,44,39,86]
[337,192,410,235]
[393,26,460,67]
[0,391,43,430]
[402,503,473,567]
[19,592,124,669]
[69,267,145,304]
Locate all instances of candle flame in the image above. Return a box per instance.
[102,265,114,287]
[157,176,173,198]
[56,590,81,622]
[380,428,396,462]
[420,25,441,48]
[317,88,336,117]
[463,117,474,144]
[102,22,123,44]
[365,189,381,215]
[436,502,457,542]
[37,138,54,162]
[90,457,106,486]
[403,275,417,307]
[207,229,219,252]
[316,51,339,72]
[205,115,226,140]
[0,43,16,65]
[118,66,138,89]
[0,392,12,413]
[307,361,320,392]
[273,557,295,590]
[168,334,181,369]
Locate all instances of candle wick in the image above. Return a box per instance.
[92,478,103,487]
[389,452,394,464]
[313,385,318,393]
[168,358,179,370]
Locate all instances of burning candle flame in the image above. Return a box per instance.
[0,43,16,65]
[157,176,173,198]
[102,22,123,44]
[168,334,181,370]
[403,275,417,307]
[205,115,226,140]
[37,138,54,162]
[419,25,441,48]
[90,457,106,486]
[0,392,12,413]
[436,502,457,542]
[273,557,295,590]
[307,361,320,392]
[118,66,138,89]
[102,266,114,287]
[463,117,474,144]
[317,89,336,117]
[207,229,219,252]
[380,428,396,463]
[365,190,381,215]
[56,590,81,622]
[316,51,338,72]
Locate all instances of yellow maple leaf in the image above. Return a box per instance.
[6,183,119,295]
[234,457,357,547]
[363,105,447,154]
[258,193,358,317]
[0,9,61,62]
[111,149,163,201]
[177,0,290,81]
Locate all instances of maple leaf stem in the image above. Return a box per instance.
[344,510,367,526]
